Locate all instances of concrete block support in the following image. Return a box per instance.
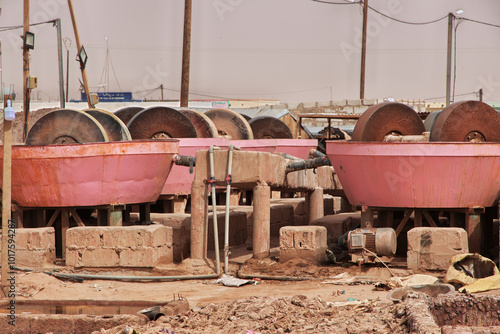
[407,227,469,271]
[190,183,207,259]
[0,227,56,267]
[66,225,173,268]
[253,183,271,259]
[307,187,324,223]
[280,226,327,264]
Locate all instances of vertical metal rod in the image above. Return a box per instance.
[209,146,220,272]
[180,0,192,107]
[224,145,234,274]
[22,0,30,142]
[1,103,12,297]
[446,13,454,107]
[359,0,368,100]
[67,0,92,108]
[479,88,483,102]
[56,18,65,108]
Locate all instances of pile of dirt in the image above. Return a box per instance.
[0,107,57,144]
[94,295,408,334]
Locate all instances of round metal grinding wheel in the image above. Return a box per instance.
[430,100,500,142]
[351,102,425,141]
[249,116,293,139]
[240,114,252,121]
[180,109,219,138]
[423,111,441,132]
[204,108,254,140]
[113,106,144,125]
[127,106,198,139]
[83,108,131,141]
[25,108,109,145]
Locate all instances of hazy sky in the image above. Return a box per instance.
[0,0,499,103]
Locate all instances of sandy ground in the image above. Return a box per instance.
[0,247,445,334]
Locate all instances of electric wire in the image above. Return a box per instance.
[367,6,448,25]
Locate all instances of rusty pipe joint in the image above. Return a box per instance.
[173,154,196,167]
[285,156,331,173]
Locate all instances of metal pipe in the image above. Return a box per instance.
[285,156,331,173]
[238,271,313,281]
[209,146,221,275]
[224,145,234,274]
[309,149,326,158]
[173,154,196,167]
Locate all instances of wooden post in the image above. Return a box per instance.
[22,0,30,142]
[180,0,192,107]
[1,104,13,297]
[359,0,368,100]
[67,0,92,108]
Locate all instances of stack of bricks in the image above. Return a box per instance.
[0,227,56,268]
[66,225,173,268]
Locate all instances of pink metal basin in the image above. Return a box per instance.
[231,139,317,159]
[326,141,500,208]
[0,140,179,207]
[161,138,229,195]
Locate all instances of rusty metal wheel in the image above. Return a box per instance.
[352,102,425,141]
[83,108,131,141]
[430,100,500,142]
[240,113,252,121]
[423,111,441,132]
[204,108,254,140]
[26,108,109,145]
[249,116,293,139]
[127,106,198,139]
[113,106,144,126]
[180,109,219,138]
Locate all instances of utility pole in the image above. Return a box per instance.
[160,84,164,101]
[55,18,65,108]
[359,0,368,100]
[446,13,454,106]
[64,38,71,103]
[479,88,483,102]
[22,0,30,141]
[67,0,92,108]
[180,0,192,107]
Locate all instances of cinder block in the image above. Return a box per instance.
[119,246,172,267]
[67,228,101,249]
[280,226,327,264]
[347,99,362,107]
[65,225,173,268]
[0,228,56,267]
[407,227,468,271]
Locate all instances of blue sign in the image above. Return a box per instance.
[81,92,136,102]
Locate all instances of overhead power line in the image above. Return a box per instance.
[311,0,360,5]
[310,0,500,29]
[0,19,56,33]
[367,6,447,25]
[461,17,500,29]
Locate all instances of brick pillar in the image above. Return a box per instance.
[253,183,270,259]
